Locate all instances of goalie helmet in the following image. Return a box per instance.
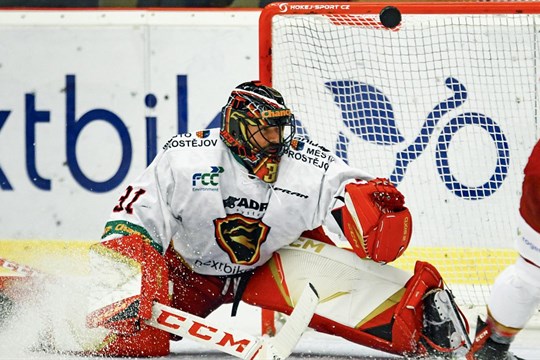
[220,81,296,182]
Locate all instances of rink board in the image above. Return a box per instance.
[0,239,518,284]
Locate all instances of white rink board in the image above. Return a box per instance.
[0,10,260,241]
[0,9,538,252]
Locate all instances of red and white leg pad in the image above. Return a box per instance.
[243,237,445,357]
[86,235,170,356]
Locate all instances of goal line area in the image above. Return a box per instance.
[0,239,93,277]
[0,239,521,300]
[259,1,540,314]
[1,239,539,333]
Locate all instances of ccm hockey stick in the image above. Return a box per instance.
[1,256,319,360]
[0,257,44,277]
[147,282,319,360]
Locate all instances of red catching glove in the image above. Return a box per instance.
[338,178,412,263]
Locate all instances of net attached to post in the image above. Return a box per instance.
[259,2,540,314]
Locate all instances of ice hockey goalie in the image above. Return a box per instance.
[82,82,470,359]
[84,232,470,359]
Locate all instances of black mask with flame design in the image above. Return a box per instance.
[220,81,296,183]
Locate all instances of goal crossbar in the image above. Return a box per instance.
[260,2,540,84]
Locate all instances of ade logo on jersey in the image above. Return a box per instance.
[192,166,224,191]
[213,214,269,265]
[223,196,269,212]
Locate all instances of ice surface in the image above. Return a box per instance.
[0,274,538,360]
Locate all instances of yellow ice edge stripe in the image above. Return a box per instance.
[0,240,519,284]
[0,239,95,276]
[392,246,519,284]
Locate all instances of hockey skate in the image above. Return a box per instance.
[466,317,525,360]
[420,288,471,359]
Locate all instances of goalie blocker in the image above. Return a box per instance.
[86,234,469,358]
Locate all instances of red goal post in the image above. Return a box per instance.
[258,1,540,334]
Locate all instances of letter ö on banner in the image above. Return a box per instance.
[435,112,510,200]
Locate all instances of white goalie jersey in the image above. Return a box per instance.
[102,128,373,276]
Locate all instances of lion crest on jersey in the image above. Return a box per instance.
[213,214,270,265]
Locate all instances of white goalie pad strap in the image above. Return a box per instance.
[282,238,411,327]
[515,215,540,265]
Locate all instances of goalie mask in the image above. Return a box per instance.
[220,81,296,183]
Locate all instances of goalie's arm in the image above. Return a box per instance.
[102,147,181,254]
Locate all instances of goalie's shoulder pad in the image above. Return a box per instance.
[333,178,412,263]
[289,136,338,161]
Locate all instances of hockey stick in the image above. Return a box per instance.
[0,257,43,277]
[1,256,319,359]
[147,282,319,360]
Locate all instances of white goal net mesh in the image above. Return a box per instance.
[261,3,540,312]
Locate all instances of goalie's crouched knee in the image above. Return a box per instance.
[387,261,444,355]
[341,261,453,356]
[86,235,170,356]
[293,261,453,356]
[392,261,468,356]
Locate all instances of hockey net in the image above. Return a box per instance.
[259,1,540,323]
